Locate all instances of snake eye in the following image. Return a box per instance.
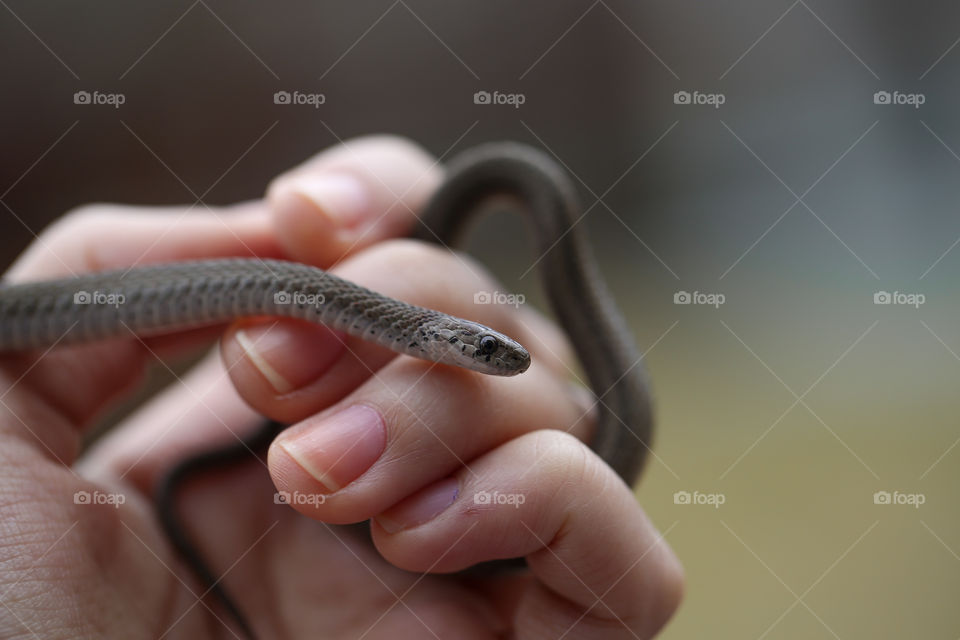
[478,335,499,356]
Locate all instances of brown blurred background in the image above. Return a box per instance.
[3,1,960,637]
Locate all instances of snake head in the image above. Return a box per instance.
[437,319,530,376]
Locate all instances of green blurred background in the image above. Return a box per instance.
[2,1,959,637]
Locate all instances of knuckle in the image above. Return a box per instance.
[531,429,595,482]
[527,429,615,510]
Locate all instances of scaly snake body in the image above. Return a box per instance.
[0,142,653,638]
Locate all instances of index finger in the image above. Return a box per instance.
[1,135,442,432]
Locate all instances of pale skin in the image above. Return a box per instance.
[0,136,683,639]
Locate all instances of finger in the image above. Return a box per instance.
[1,134,439,430]
[221,239,577,425]
[6,200,279,281]
[263,352,595,525]
[371,431,684,639]
[79,138,448,481]
[267,134,442,267]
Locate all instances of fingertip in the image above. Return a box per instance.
[268,173,371,266]
[221,320,347,415]
[267,404,388,523]
[374,476,461,535]
[266,135,443,267]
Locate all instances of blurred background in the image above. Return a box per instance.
[2,1,959,637]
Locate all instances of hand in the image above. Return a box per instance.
[1,136,683,639]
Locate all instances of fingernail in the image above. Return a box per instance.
[235,323,345,393]
[276,405,386,493]
[375,477,460,534]
[289,173,368,228]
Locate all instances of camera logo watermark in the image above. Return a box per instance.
[473,90,526,109]
[73,90,125,108]
[674,290,725,308]
[474,290,525,309]
[473,490,525,508]
[74,490,126,508]
[873,490,924,508]
[873,291,925,308]
[74,290,125,308]
[673,491,727,509]
[274,90,326,108]
[673,490,725,508]
[273,290,325,308]
[274,490,326,506]
[873,90,925,109]
[673,90,725,109]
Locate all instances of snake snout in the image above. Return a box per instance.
[507,343,531,375]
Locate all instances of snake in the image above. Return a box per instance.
[0,142,653,638]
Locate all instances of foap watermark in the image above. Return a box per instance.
[873,490,925,508]
[674,290,725,308]
[673,90,725,109]
[474,290,525,309]
[473,490,525,508]
[274,90,326,108]
[74,490,126,508]
[473,90,525,109]
[873,290,925,309]
[73,90,125,108]
[274,290,325,308]
[873,90,925,109]
[74,290,125,308]
[274,490,326,507]
[673,490,725,508]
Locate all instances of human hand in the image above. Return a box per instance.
[2,136,682,639]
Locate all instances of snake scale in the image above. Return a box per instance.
[0,142,653,638]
